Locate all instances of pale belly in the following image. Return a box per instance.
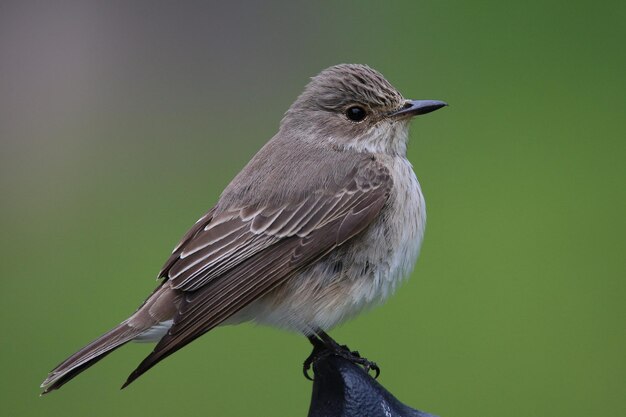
[238,157,426,334]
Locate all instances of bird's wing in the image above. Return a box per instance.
[123,158,392,386]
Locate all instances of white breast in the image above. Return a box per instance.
[341,156,426,310]
[382,156,426,294]
[238,155,426,334]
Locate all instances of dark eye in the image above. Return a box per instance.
[345,106,367,122]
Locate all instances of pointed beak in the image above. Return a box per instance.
[389,99,448,118]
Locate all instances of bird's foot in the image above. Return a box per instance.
[303,332,380,381]
[303,337,327,381]
[334,346,380,379]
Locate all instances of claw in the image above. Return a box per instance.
[303,335,328,381]
[303,363,314,381]
[364,361,380,379]
[303,331,381,381]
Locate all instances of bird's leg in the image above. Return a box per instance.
[303,334,327,380]
[303,330,380,380]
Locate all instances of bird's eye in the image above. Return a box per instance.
[345,106,367,122]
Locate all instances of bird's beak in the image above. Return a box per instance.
[389,100,448,118]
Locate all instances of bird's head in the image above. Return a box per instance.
[281,64,447,155]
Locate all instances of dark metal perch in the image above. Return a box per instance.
[307,354,438,417]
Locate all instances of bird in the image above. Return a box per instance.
[41,63,447,394]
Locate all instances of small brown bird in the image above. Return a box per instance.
[41,64,446,394]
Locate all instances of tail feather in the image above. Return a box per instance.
[41,322,144,394]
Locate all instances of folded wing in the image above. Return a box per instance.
[123,158,392,387]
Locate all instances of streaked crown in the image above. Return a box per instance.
[290,64,404,114]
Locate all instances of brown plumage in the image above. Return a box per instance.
[41,64,446,394]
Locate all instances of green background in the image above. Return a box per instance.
[1,1,624,416]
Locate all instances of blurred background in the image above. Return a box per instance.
[1,1,624,416]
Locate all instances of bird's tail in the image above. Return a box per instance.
[40,321,146,394]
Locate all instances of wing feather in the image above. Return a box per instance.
[122,158,392,387]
